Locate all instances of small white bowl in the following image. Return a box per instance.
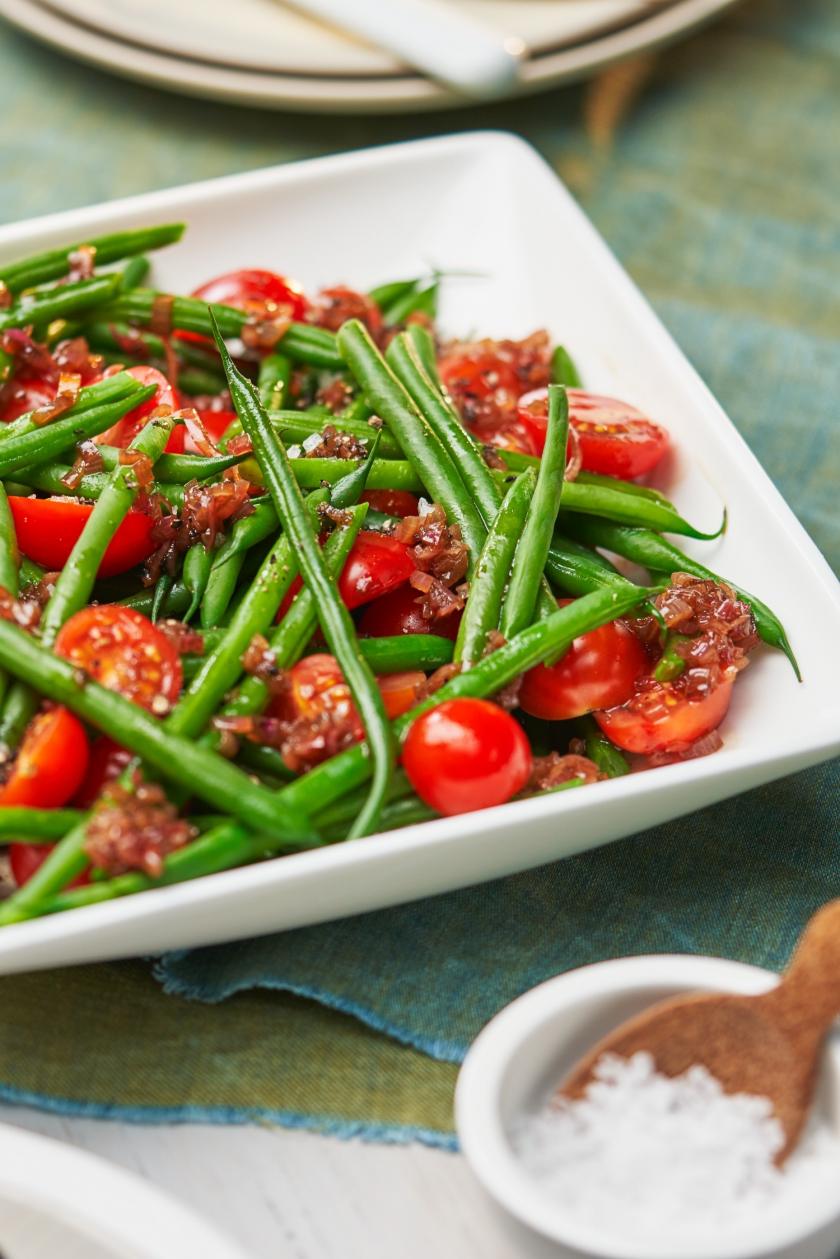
[455,956,840,1259]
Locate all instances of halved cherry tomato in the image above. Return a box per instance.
[516,388,670,478]
[594,676,734,756]
[361,489,420,518]
[280,655,424,732]
[8,843,90,889]
[73,735,133,809]
[378,671,426,720]
[55,606,183,713]
[8,497,155,579]
[357,582,461,642]
[178,268,307,348]
[0,378,56,423]
[519,601,648,721]
[0,706,89,808]
[338,532,414,611]
[438,350,522,403]
[403,698,531,816]
[182,408,238,454]
[98,366,180,452]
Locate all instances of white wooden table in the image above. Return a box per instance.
[1,1107,532,1258]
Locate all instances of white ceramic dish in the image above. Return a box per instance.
[0,0,744,112]
[455,956,840,1259]
[0,132,836,975]
[0,1121,248,1258]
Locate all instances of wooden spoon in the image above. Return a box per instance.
[560,900,840,1164]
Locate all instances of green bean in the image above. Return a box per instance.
[406,323,439,384]
[551,345,582,387]
[330,429,382,508]
[118,582,190,618]
[100,291,343,368]
[279,582,654,820]
[96,445,244,484]
[360,635,453,674]
[339,320,486,567]
[369,278,420,310]
[0,224,184,293]
[18,557,45,586]
[455,470,535,666]
[258,352,292,410]
[502,386,569,639]
[383,280,438,325]
[178,367,229,397]
[576,715,629,778]
[0,483,19,595]
[653,634,689,682]
[0,807,83,839]
[337,395,374,426]
[0,371,140,445]
[214,319,394,841]
[0,387,154,479]
[322,793,437,841]
[200,549,246,630]
[6,460,183,508]
[387,330,499,528]
[120,255,150,292]
[213,508,367,736]
[84,321,226,376]
[0,274,121,334]
[151,572,175,623]
[560,514,799,677]
[0,411,175,752]
[0,624,317,923]
[182,543,214,622]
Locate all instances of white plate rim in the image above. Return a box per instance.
[0,131,835,975]
[0,1121,248,1259]
[0,0,745,112]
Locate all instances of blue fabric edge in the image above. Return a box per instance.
[0,1082,458,1151]
[153,958,469,1066]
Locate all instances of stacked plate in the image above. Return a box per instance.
[1,0,741,112]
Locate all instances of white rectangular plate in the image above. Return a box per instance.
[0,133,837,975]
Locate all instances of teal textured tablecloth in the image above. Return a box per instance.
[0,0,836,1144]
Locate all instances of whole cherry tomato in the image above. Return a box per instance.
[519,602,648,721]
[594,676,734,756]
[8,497,155,579]
[55,606,183,713]
[0,706,89,808]
[402,698,532,816]
[357,583,461,642]
[338,532,414,611]
[191,268,307,321]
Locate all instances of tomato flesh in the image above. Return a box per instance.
[0,706,89,809]
[358,582,461,642]
[98,366,179,451]
[55,606,183,713]
[9,843,90,889]
[361,489,420,518]
[73,735,133,808]
[516,388,670,478]
[378,671,426,720]
[8,497,155,579]
[402,698,531,816]
[594,677,734,756]
[519,603,648,721]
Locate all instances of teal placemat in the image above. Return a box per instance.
[0,0,836,1144]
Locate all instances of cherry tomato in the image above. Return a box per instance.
[378,671,426,720]
[8,842,90,889]
[55,606,183,713]
[338,532,414,611]
[519,602,648,721]
[403,698,531,816]
[516,388,670,478]
[8,497,155,579]
[73,735,133,808]
[594,677,734,756]
[182,408,237,454]
[0,706,89,808]
[178,268,307,349]
[357,582,461,642]
[98,366,179,452]
[438,350,522,402]
[191,268,307,321]
[361,489,420,518]
[0,378,56,423]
